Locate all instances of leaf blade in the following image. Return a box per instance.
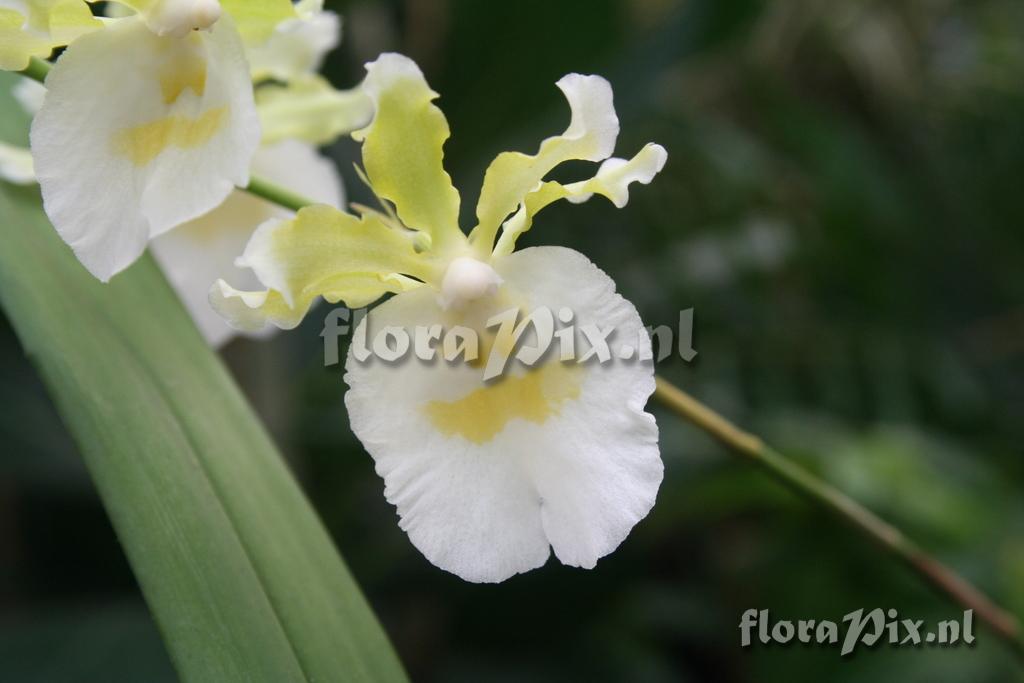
[0,73,407,683]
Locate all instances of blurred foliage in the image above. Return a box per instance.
[3,0,1024,680]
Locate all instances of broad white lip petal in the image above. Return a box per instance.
[344,246,662,582]
[31,14,260,281]
[150,140,342,347]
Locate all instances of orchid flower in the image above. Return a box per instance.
[212,53,668,583]
[18,0,298,282]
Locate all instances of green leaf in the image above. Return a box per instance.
[0,73,408,683]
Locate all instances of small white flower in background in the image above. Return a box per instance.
[212,53,667,583]
[27,0,273,282]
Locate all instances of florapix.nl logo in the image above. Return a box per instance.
[740,608,976,657]
[321,307,698,378]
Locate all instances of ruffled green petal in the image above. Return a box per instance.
[38,0,102,43]
[352,53,464,252]
[110,0,297,42]
[211,275,421,332]
[211,204,437,331]
[468,73,620,257]
[257,75,372,146]
[219,0,295,44]
[0,10,51,71]
[1,1,101,71]
[493,143,667,256]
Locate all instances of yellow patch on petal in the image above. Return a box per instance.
[159,50,207,103]
[425,363,581,444]
[113,106,227,166]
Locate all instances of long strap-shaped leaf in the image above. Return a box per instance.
[0,75,408,683]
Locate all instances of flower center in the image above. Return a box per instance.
[439,256,502,310]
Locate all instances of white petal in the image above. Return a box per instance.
[150,140,342,346]
[0,141,34,184]
[344,246,661,582]
[31,16,260,281]
[556,73,619,161]
[12,77,45,115]
[565,142,668,208]
[246,4,339,81]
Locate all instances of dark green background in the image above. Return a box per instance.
[2,0,1024,680]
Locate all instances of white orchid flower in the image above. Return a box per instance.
[144,0,352,346]
[212,53,668,583]
[5,1,361,346]
[25,0,300,282]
